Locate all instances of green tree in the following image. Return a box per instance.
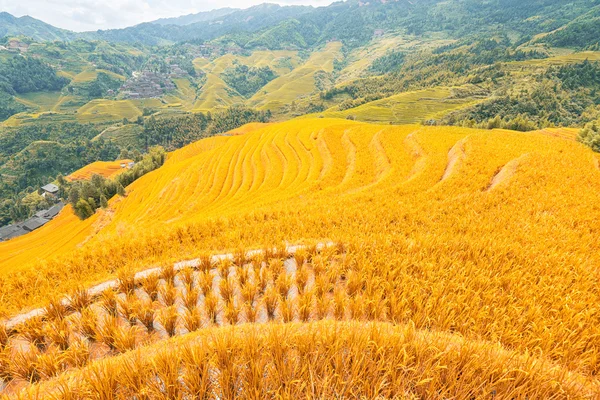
[68,187,80,205]
[578,122,600,152]
[116,182,126,196]
[74,199,94,220]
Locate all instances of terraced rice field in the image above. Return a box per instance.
[160,78,197,110]
[66,160,133,181]
[334,36,450,83]
[518,50,600,66]
[248,42,343,111]
[533,127,580,141]
[14,92,63,112]
[76,100,142,123]
[224,122,272,135]
[71,68,126,84]
[192,73,243,112]
[1,119,600,398]
[308,87,482,123]
[94,124,144,148]
[196,50,300,77]
[190,49,301,112]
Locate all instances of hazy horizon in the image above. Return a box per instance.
[0,0,335,32]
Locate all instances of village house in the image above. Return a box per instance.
[0,202,64,241]
[8,39,29,52]
[22,217,48,232]
[41,183,59,198]
[120,70,176,99]
[0,225,27,241]
[169,64,188,78]
[35,202,65,220]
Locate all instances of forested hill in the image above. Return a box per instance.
[151,8,239,26]
[2,0,600,49]
[0,12,74,42]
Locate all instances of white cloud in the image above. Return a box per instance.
[0,0,333,32]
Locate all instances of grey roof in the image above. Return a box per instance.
[22,216,49,232]
[0,225,27,241]
[44,202,64,219]
[41,183,59,193]
[0,224,19,239]
[34,202,65,220]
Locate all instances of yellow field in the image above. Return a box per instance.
[533,127,580,141]
[192,73,243,112]
[190,49,302,112]
[66,159,133,181]
[71,68,126,84]
[335,36,431,82]
[248,42,343,111]
[159,78,197,110]
[1,119,600,397]
[517,50,600,66]
[14,92,63,112]
[225,122,272,135]
[196,50,300,77]
[18,321,598,398]
[76,99,142,123]
[307,86,482,123]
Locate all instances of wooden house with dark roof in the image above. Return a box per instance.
[22,217,49,232]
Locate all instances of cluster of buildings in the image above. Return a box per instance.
[0,202,64,242]
[120,70,177,99]
[0,184,65,242]
[0,39,29,53]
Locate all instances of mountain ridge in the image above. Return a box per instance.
[151,8,240,26]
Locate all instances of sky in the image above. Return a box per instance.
[0,0,333,32]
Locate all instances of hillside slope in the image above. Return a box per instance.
[0,12,74,41]
[1,119,600,397]
[2,118,599,290]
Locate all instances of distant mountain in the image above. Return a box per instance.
[1,0,600,49]
[0,12,74,41]
[152,8,239,26]
[85,4,314,45]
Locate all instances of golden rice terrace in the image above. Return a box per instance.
[0,119,599,398]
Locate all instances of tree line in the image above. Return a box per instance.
[63,146,167,220]
[140,106,271,150]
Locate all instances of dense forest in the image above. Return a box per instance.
[0,55,69,95]
[441,61,600,130]
[221,64,277,97]
[578,120,600,151]
[141,107,271,150]
[0,91,27,121]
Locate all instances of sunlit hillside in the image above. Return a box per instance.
[305,86,484,123]
[248,42,342,111]
[1,119,600,397]
[66,159,133,181]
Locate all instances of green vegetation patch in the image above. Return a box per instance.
[221,63,277,98]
